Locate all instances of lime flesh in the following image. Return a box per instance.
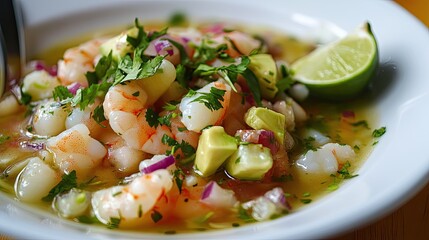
[291,22,378,100]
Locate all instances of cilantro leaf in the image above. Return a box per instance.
[145,108,160,128]
[0,135,10,145]
[42,170,78,202]
[107,217,121,229]
[190,87,226,111]
[237,205,256,223]
[52,86,73,101]
[372,127,386,138]
[151,210,163,223]
[20,86,32,105]
[276,64,294,94]
[351,120,370,129]
[168,12,188,27]
[241,68,262,107]
[92,105,107,126]
[173,168,185,194]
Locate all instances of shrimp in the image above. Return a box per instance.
[32,100,70,137]
[102,60,176,152]
[57,38,105,87]
[141,109,200,156]
[91,169,173,228]
[46,124,107,179]
[296,143,356,175]
[15,157,61,202]
[179,81,231,132]
[65,99,106,138]
[105,134,149,174]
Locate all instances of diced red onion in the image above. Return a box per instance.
[67,82,82,95]
[181,37,190,43]
[235,130,279,154]
[342,110,355,118]
[141,155,175,174]
[200,181,238,208]
[154,40,174,56]
[28,60,58,76]
[201,181,215,200]
[258,130,279,154]
[20,141,45,151]
[203,23,225,34]
[264,187,290,210]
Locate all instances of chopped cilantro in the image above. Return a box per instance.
[168,12,188,27]
[138,204,143,218]
[241,68,262,106]
[20,87,32,105]
[0,135,10,145]
[303,136,317,152]
[145,108,160,128]
[372,127,386,138]
[351,120,370,129]
[52,86,73,101]
[107,217,121,229]
[76,215,101,224]
[237,206,256,223]
[92,105,107,126]
[42,170,78,202]
[276,64,294,94]
[173,168,185,194]
[162,102,178,111]
[190,87,226,111]
[151,210,163,223]
[300,198,312,204]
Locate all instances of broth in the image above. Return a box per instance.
[0,20,378,234]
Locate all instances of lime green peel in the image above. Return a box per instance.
[291,22,378,100]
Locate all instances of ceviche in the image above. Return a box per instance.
[0,15,385,233]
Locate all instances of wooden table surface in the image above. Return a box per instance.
[1,1,428,240]
[333,0,429,239]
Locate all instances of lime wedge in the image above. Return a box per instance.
[291,22,378,100]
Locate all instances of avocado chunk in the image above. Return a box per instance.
[248,54,278,99]
[100,27,139,61]
[244,107,285,144]
[194,126,238,177]
[225,144,273,180]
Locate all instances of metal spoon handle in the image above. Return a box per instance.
[0,0,26,99]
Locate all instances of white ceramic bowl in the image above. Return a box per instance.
[1,0,429,239]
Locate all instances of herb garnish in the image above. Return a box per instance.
[0,135,10,145]
[151,210,163,223]
[190,87,226,111]
[173,168,185,194]
[237,206,256,223]
[107,217,121,229]
[52,86,73,101]
[372,127,386,138]
[42,170,78,202]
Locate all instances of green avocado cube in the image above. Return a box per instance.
[248,54,278,99]
[244,107,285,144]
[100,27,139,61]
[194,126,238,177]
[225,144,273,180]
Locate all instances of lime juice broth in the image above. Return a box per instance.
[0,22,377,233]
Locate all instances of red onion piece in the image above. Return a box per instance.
[200,181,238,208]
[264,187,290,211]
[342,110,355,118]
[235,130,279,154]
[258,130,279,154]
[28,60,58,76]
[141,155,175,174]
[154,40,174,56]
[201,181,215,200]
[67,83,82,95]
[20,141,45,151]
